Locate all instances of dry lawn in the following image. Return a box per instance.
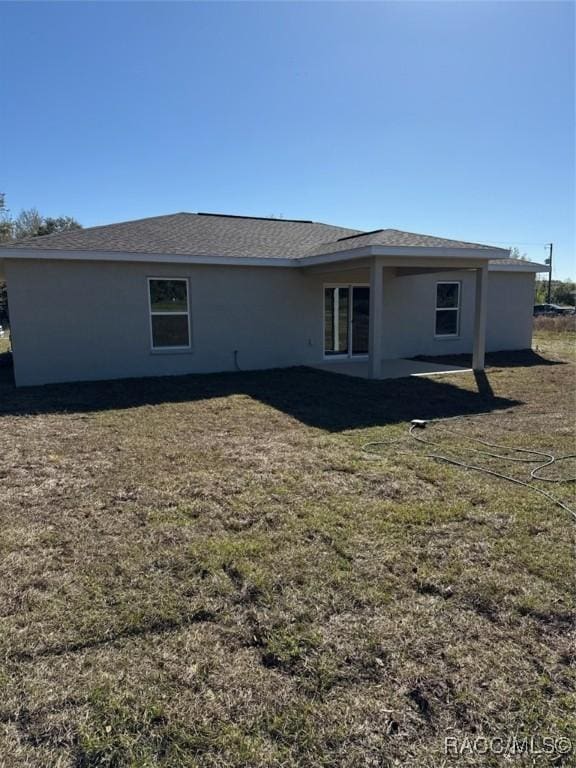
[0,328,9,355]
[0,332,574,767]
[534,318,576,362]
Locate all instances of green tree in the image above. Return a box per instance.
[36,215,82,236]
[509,246,527,260]
[553,280,575,306]
[0,196,82,326]
[534,279,576,306]
[0,193,12,242]
[534,280,548,303]
[13,208,44,239]
[13,208,81,239]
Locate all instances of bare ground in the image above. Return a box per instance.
[0,332,574,767]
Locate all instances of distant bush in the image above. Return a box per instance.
[533,315,576,334]
[535,279,576,306]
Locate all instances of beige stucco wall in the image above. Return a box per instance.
[380,268,535,358]
[5,259,322,386]
[486,270,535,351]
[4,258,534,386]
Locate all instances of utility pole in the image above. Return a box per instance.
[546,243,553,303]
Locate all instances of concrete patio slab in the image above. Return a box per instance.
[311,358,472,380]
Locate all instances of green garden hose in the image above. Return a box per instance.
[363,420,576,520]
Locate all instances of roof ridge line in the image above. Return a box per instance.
[337,229,382,242]
[196,212,314,224]
[381,227,492,249]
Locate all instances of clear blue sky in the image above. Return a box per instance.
[1,1,574,277]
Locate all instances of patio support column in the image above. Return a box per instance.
[369,256,384,378]
[472,264,488,371]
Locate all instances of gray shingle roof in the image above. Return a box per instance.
[0,213,361,260]
[0,212,506,261]
[305,228,496,257]
[489,258,537,266]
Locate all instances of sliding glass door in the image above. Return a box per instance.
[351,286,370,355]
[324,286,349,356]
[324,285,370,357]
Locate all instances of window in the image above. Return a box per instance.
[148,278,190,349]
[435,282,460,337]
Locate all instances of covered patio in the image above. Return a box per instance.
[367,256,489,377]
[304,246,494,379]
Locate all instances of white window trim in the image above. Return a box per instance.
[434,280,461,339]
[147,277,192,352]
[323,283,370,360]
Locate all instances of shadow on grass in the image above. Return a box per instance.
[0,357,526,432]
[473,370,494,398]
[11,609,216,663]
[414,349,565,369]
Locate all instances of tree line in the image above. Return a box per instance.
[535,279,575,307]
[509,246,574,306]
[0,193,81,242]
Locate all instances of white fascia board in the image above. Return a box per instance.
[0,248,295,267]
[297,244,508,266]
[0,244,519,269]
[488,261,549,273]
[370,245,509,259]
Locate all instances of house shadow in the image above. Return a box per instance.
[414,349,565,369]
[0,359,525,432]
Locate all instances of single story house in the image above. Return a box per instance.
[0,212,546,387]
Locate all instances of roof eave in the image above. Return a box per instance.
[489,261,549,273]
[0,248,295,267]
[297,244,510,266]
[0,245,545,271]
